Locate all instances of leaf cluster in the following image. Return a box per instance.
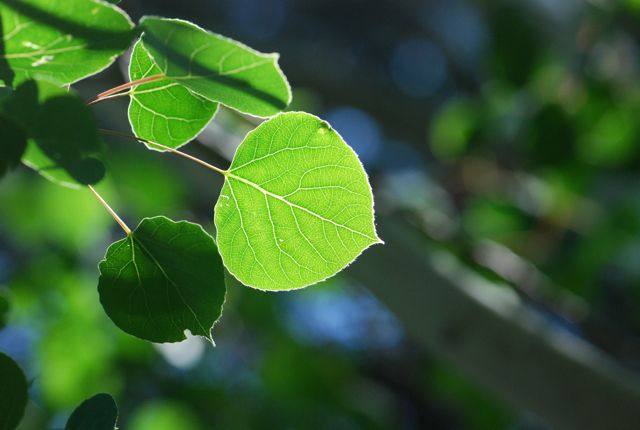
[0,0,380,359]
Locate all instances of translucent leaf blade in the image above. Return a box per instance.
[139,17,291,118]
[215,112,382,291]
[98,216,226,343]
[0,0,135,86]
[128,39,218,149]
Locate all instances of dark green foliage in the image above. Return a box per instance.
[0,294,8,329]
[0,353,28,430]
[98,217,226,343]
[2,80,105,186]
[0,116,27,178]
[64,393,118,430]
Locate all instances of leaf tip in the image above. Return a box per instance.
[204,332,216,347]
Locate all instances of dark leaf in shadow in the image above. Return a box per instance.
[0,115,27,178]
[0,352,28,430]
[2,80,106,186]
[64,393,118,430]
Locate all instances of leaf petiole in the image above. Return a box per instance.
[98,128,228,176]
[88,185,132,235]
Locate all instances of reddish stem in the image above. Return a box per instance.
[87,74,164,105]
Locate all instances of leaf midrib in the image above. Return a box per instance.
[130,232,209,336]
[225,171,379,243]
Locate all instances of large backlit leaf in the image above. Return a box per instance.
[2,80,105,187]
[139,17,291,118]
[65,393,118,430]
[128,39,218,149]
[0,0,135,86]
[0,115,27,178]
[98,216,226,343]
[0,352,28,430]
[215,112,382,291]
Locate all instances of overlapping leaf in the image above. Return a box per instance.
[65,393,118,430]
[0,352,28,430]
[2,80,105,187]
[128,40,218,149]
[98,216,226,343]
[214,112,382,291]
[138,17,291,118]
[0,0,135,87]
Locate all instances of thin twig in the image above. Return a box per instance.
[87,75,164,105]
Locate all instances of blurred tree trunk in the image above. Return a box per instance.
[348,215,640,430]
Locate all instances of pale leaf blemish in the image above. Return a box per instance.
[31,55,54,67]
[22,41,42,50]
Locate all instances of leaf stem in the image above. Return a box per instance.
[98,128,228,176]
[88,185,132,235]
[88,75,165,105]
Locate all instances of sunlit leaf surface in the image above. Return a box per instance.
[139,17,291,118]
[128,39,218,149]
[0,0,135,86]
[215,112,381,291]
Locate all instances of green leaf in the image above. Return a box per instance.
[64,393,118,430]
[2,80,105,188]
[128,39,218,149]
[214,112,382,291]
[139,17,291,118]
[98,216,226,343]
[0,115,27,178]
[0,0,135,86]
[0,352,28,430]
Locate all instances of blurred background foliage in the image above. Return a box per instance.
[3,0,640,428]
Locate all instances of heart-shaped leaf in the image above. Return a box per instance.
[0,352,28,430]
[128,39,218,149]
[98,216,226,343]
[0,0,135,87]
[65,393,118,430]
[2,80,105,188]
[138,17,291,118]
[215,112,382,291]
